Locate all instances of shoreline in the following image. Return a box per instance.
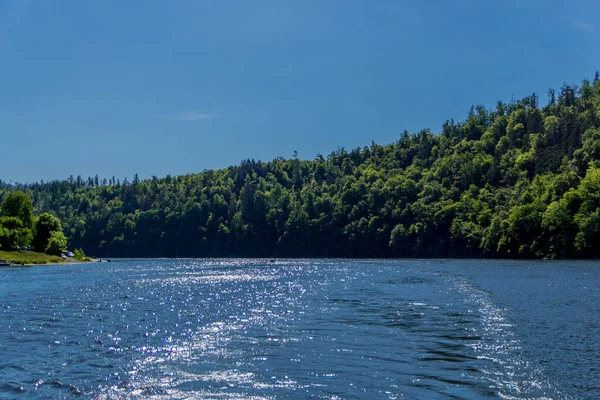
[0,250,99,267]
[19,258,98,267]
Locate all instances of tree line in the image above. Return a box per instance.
[3,74,600,259]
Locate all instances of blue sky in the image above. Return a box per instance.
[1,0,598,183]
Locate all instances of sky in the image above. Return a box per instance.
[1,0,599,183]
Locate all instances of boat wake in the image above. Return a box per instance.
[441,272,567,399]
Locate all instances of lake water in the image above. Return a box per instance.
[1,259,599,399]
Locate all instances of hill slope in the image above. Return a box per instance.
[4,75,600,259]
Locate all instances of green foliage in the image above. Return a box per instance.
[73,248,87,261]
[0,216,33,250]
[0,191,34,228]
[0,191,35,250]
[33,213,63,252]
[45,231,67,256]
[4,73,600,259]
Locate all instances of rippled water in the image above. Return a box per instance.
[1,259,599,399]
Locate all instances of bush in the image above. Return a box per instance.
[45,231,67,256]
[73,248,87,261]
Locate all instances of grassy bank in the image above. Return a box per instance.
[0,250,65,266]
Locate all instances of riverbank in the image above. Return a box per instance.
[0,250,95,266]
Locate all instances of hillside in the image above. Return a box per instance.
[3,75,600,259]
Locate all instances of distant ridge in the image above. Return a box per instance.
[3,73,600,259]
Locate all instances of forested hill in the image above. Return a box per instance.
[5,75,600,259]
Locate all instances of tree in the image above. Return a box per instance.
[548,88,556,106]
[45,231,67,255]
[0,191,34,229]
[73,248,87,260]
[33,213,63,252]
[0,216,33,250]
[0,192,34,250]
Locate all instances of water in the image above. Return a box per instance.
[1,259,599,399]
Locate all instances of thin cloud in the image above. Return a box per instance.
[572,20,595,32]
[155,111,220,121]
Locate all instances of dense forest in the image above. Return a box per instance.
[3,74,600,259]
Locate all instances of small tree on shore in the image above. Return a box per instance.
[33,213,63,252]
[73,248,87,261]
[45,231,67,256]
